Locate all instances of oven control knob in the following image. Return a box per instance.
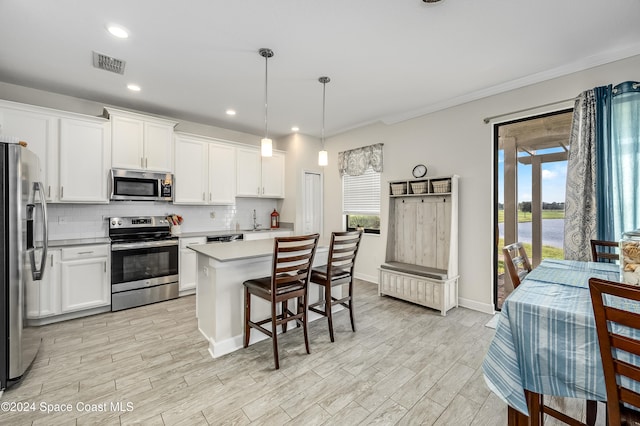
[118,220,122,225]
[111,220,116,226]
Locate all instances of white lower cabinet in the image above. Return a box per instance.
[26,249,61,319]
[179,237,206,292]
[60,245,110,313]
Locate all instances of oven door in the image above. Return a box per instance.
[111,240,179,292]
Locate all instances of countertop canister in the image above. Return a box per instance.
[620,229,640,284]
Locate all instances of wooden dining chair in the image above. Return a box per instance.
[309,230,362,342]
[243,233,320,369]
[590,239,619,263]
[589,277,640,426]
[502,242,532,289]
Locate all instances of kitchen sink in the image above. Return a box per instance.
[241,228,272,232]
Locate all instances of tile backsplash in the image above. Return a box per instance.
[46,198,279,240]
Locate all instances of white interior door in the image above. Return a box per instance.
[302,172,322,234]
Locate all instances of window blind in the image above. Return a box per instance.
[343,167,380,214]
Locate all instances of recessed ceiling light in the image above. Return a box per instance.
[291,126,299,132]
[226,109,236,116]
[127,84,141,92]
[107,25,129,39]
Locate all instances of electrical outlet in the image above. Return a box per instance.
[210,211,216,219]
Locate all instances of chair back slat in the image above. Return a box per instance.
[619,386,640,410]
[327,231,362,280]
[270,234,319,296]
[502,242,532,288]
[589,277,640,425]
[590,239,619,264]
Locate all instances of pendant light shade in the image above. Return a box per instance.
[318,149,328,166]
[259,48,274,157]
[318,76,330,166]
[261,137,273,157]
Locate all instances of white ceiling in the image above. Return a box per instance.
[1,0,639,140]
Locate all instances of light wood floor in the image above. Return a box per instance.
[0,280,602,425]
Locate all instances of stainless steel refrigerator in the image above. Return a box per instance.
[0,142,48,390]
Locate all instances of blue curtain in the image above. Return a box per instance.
[596,81,640,241]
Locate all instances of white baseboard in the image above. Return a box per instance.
[355,272,378,284]
[458,297,495,315]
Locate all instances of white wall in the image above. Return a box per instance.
[279,132,323,234]
[323,54,640,314]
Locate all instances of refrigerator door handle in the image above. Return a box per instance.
[28,182,48,281]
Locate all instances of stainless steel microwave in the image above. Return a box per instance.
[110,169,173,201]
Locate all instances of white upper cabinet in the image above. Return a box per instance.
[236,147,262,197]
[236,147,285,198]
[0,100,109,203]
[107,108,176,172]
[173,133,237,205]
[261,152,285,198]
[208,142,236,204]
[0,101,59,201]
[174,134,208,204]
[59,117,110,203]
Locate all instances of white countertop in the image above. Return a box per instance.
[188,239,276,262]
[189,238,328,262]
[47,237,111,248]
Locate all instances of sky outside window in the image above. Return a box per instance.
[497,148,567,205]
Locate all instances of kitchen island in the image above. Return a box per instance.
[189,239,329,358]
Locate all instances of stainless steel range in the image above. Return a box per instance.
[109,216,179,311]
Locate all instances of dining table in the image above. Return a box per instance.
[482,258,627,425]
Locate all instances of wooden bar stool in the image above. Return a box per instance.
[243,234,319,369]
[309,230,362,342]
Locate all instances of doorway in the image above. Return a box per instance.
[302,171,322,234]
[494,109,573,309]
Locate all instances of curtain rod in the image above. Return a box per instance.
[483,97,576,124]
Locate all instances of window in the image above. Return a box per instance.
[343,167,380,234]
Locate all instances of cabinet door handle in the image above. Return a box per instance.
[209,193,212,201]
[104,262,107,273]
[257,187,260,195]
[145,158,148,168]
[202,192,205,201]
[77,251,94,255]
[262,187,265,195]
[60,186,64,198]
[48,185,51,198]
[141,157,144,168]
[50,256,53,267]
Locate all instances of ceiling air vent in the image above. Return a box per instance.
[92,51,126,75]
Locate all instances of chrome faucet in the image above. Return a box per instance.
[253,209,261,230]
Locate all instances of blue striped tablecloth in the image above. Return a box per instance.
[482,259,624,415]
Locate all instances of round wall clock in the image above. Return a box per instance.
[412,164,427,178]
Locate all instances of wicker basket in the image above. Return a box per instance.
[391,183,407,195]
[431,180,451,193]
[410,182,427,194]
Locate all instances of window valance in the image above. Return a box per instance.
[338,143,384,176]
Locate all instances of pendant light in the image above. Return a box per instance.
[259,48,274,157]
[318,76,330,166]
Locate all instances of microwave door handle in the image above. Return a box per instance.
[29,182,48,281]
